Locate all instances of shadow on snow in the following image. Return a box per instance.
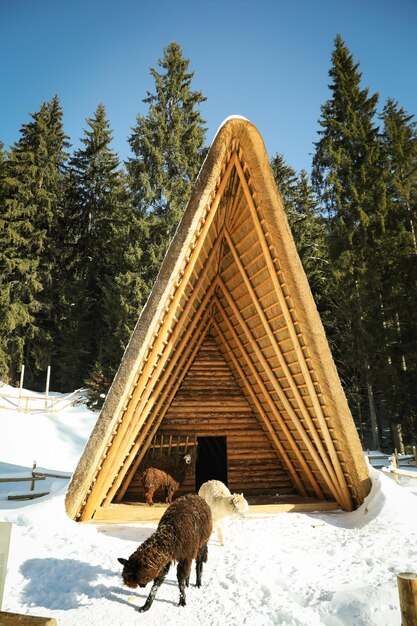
[19,557,178,611]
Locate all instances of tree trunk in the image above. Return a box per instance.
[365,363,379,449]
[391,422,405,455]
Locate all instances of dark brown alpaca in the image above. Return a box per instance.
[140,453,192,505]
[118,494,212,612]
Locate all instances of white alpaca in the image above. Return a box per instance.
[198,480,249,545]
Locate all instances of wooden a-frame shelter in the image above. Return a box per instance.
[66,117,371,523]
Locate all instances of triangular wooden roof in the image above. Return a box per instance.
[66,117,371,522]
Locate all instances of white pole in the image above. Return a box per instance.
[45,366,51,409]
[18,365,25,411]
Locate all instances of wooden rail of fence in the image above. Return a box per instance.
[0,462,72,501]
[365,447,417,467]
[0,388,85,413]
[382,466,417,480]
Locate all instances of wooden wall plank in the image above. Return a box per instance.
[122,335,295,501]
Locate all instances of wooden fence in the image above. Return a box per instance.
[365,448,417,469]
[0,388,85,413]
[0,364,86,413]
[0,462,72,500]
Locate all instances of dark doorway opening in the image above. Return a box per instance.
[195,436,227,491]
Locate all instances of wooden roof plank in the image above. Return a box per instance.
[216,278,344,505]
[211,319,309,497]
[80,284,216,520]
[213,296,326,499]
[111,316,211,505]
[232,153,353,511]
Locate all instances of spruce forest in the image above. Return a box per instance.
[1,37,416,452]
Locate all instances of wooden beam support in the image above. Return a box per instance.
[224,229,342,498]
[80,282,216,520]
[77,156,236,520]
[232,152,352,511]
[85,498,340,524]
[79,238,223,520]
[113,316,211,504]
[212,299,324,499]
[211,318,309,496]
[216,277,343,506]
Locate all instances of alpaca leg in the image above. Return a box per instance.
[195,544,208,588]
[217,523,224,546]
[145,487,156,506]
[166,485,175,503]
[138,562,170,613]
[177,560,192,606]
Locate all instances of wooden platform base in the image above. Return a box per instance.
[87,496,340,523]
[0,611,57,625]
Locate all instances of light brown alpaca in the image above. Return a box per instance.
[140,453,192,505]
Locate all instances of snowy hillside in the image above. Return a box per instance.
[1,384,417,625]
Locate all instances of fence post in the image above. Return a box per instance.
[30,461,37,492]
[398,572,417,625]
[393,449,399,483]
[45,366,51,410]
[18,365,25,411]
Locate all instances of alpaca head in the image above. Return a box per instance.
[231,493,249,518]
[118,556,143,589]
[118,545,166,589]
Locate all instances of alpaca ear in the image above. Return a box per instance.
[118,557,128,566]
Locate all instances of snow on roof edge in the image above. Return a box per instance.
[212,115,250,143]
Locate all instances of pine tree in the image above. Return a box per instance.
[270,153,298,207]
[127,42,207,296]
[33,96,70,382]
[0,97,68,387]
[376,99,417,441]
[270,155,329,312]
[292,170,329,310]
[381,99,417,251]
[0,141,12,377]
[58,104,143,394]
[312,35,385,446]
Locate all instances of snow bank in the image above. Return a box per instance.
[1,387,416,625]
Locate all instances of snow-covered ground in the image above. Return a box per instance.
[1,383,417,625]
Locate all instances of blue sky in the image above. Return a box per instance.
[1,0,416,173]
